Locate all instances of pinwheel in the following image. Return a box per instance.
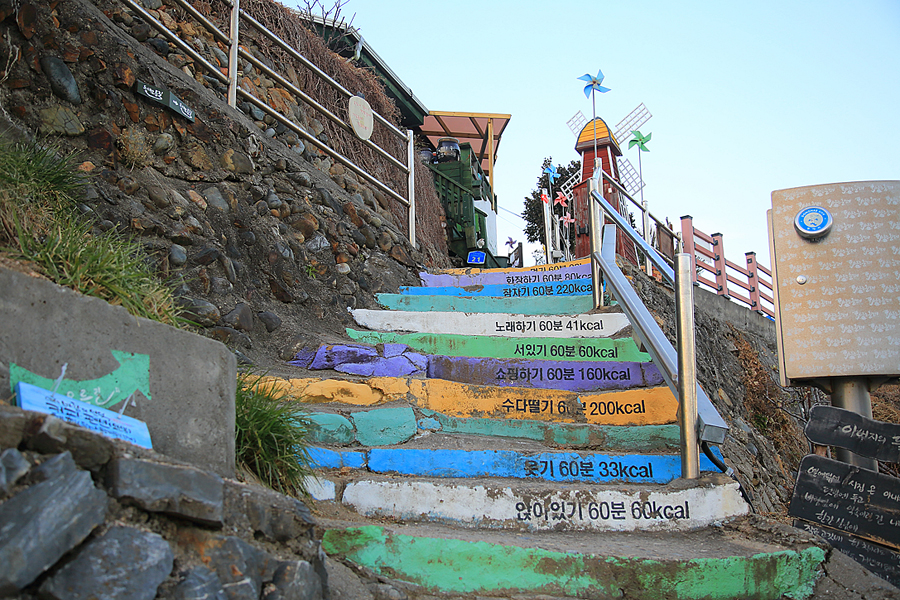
[506,237,517,249]
[543,164,560,185]
[560,213,575,226]
[628,130,651,204]
[540,191,549,204]
[577,68,611,176]
[554,192,568,208]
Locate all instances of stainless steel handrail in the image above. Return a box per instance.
[600,170,680,260]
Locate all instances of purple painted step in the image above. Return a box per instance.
[290,343,427,377]
[427,356,664,392]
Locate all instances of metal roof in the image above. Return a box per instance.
[420,111,512,186]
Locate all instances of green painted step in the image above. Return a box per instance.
[345,329,651,362]
[322,524,825,599]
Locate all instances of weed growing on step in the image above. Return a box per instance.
[0,139,182,326]
[235,372,314,497]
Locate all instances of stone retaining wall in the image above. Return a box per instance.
[0,404,325,599]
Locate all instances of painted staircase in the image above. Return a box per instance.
[270,258,828,599]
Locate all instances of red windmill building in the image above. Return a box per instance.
[569,117,638,263]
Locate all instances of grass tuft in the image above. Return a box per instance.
[235,372,314,497]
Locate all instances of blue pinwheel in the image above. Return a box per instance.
[577,68,611,177]
[543,164,559,185]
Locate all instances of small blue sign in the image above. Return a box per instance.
[467,251,487,265]
[794,206,833,239]
[15,382,152,449]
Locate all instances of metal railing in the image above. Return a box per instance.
[588,177,728,478]
[117,0,417,244]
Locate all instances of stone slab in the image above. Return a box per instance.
[398,277,592,298]
[340,475,749,532]
[350,310,630,338]
[374,293,595,315]
[345,330,651,363]
[0,268,236,476]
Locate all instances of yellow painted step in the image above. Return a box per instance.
[263,376,677,426]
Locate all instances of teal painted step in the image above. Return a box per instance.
[397,277,592,297]
[308,408,681,452]
[322,525,825,600]
[307,446,722,484]
[345,329,650,363]
[375,293,595,314]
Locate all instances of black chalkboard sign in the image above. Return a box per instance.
[794,520,900,589]
[805,405,900,463]
[135,80,195,122]
[788,454,900,551]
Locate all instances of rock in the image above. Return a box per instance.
[291,213,319,238]
[39,106,84,136]
[28,450,78,483]
[224,481,314,543]
[257,311,282,332]
[221,148,254,174]
[288,171,312,188]
[178,297,220,327]
[335,263,350,275]
[147,185,170,207]
[266,190,283,210]
[140,0,163,10]
[118,176,139,194]
[204,536,277,600]
[201,186,229,212]
[0,458,107,594]
[26,417,114,470]
[239,230,256,246]
[108,457,224,525]
[154,133,176,155]
[208,326,252,349]
[192,246,222,266]
[269,277,294,303]
[38,526,174,600]
[131,21,151,41]
[40,56,81,104]
[211,46,229,68]
[222,303,254,332]
[389,244,414,267]
[0,406,27,450]
[169,244,187,266]
[221,256,238,283]
[269,560,323,600]
[182,143,213,171]
[147,38,170,56]
[304,234,329,253]
[0,448,30,494]
[171,565,226,600]
[368,583,407,600]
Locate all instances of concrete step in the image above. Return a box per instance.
[289,342,660,392]
[396,277,592,298]
[350,309,629,338]
[427,257,589,277]
[266,376,679,426]
[420,259,591,287]
[374,293,595,314]
[310,472,748,533]
[345,329,649,362]
[306,405,682,452]
[319,518,826,599]
[306,440,723,485]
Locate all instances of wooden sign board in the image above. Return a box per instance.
[794,520,900,589]
[805,405,900,463]
[16,381,152,449]
[788,454,900,551]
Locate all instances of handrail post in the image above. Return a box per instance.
[589,177,603,308]
[407,129,415,245]
[712,232,728,297]
[675,253,700,479]
[641,199,651,275]
[227,0,240,107]
[745,252,760,313]
[680,215,697,284]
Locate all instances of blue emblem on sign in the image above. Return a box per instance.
[794,206,833,240]
[467,251,487,265]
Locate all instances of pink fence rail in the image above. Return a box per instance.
[680,216,775,318]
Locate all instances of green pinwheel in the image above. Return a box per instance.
[629,130,651,203]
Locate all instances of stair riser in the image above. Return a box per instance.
[345,330,650,363]
[398,277,593,297]
[375,293,595,314]
[322,526,825,600]
[351,310,630,338]
[308,447,721,484]
[309,408,681,451]
[272,377,679,426]
[340,479,749,532]
[420,261,592,287]
[431,257,589,277]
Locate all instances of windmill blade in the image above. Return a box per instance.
[559,171,580,199]
[616,156,645,197]
[567,111,588,137]
[613,103,652,146]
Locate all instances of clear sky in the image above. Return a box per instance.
[289,0,900,267]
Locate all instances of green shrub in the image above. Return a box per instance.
[235,372,314,497]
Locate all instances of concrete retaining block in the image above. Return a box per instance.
[0,268,236,476]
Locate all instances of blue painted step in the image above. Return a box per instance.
[398,278,593,298]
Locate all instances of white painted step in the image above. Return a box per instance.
[350,309,631,338]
